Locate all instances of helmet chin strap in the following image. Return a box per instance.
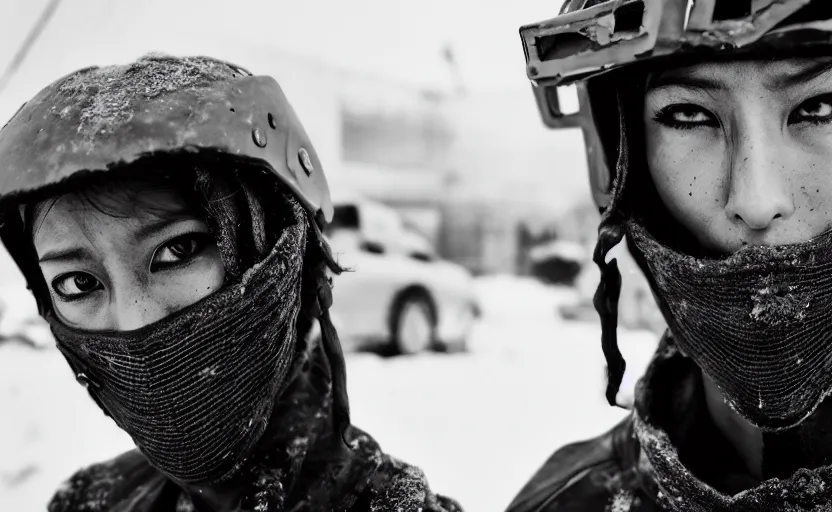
[594,224,626,407]
[302,215,351,451]
[592,92,629,408]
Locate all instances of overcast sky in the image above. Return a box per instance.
[0,0,561,122]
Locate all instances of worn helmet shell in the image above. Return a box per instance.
[0,54,332,224]
[519,0,832,209]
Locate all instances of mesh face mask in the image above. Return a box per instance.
[46,193,307,485]
[626,220,832,431]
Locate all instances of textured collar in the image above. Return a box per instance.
[633,335,832,511]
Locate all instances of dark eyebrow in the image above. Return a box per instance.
[770,60,832,90]
[648,60,832,93]
[132,215,193,242]
[38,212,195,264]
[38,247,94,264]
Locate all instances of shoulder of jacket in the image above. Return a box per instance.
[505,415,640,512]
[343,427,463,512]
[47,449,160,512]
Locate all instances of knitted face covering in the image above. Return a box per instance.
[627,218,832,431]
[49,203,306,484]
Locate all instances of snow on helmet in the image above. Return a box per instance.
[520,0,831,210]
[0,54,332,224]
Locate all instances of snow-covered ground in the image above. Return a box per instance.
[0,275,659,512]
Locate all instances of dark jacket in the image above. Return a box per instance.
[505,334,832,512]
[47,335,462,512]
[505,415,654,512]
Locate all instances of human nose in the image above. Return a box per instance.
[724,122,794,231]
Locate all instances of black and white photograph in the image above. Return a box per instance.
[2,1,832,511]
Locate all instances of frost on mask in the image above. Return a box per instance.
[749,274,813,326]
[625,218,832,431]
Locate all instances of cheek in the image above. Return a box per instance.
[157,251,226,309]
[645,125,726,234]
[51,292,111,331]
[795,128,832,213]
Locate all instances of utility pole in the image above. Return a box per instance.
[441,44,466,97]
[0,0,63,96]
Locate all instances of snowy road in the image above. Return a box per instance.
[0,276,659,512]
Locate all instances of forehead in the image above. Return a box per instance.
[32,185,193,246]
[648,57,832,91]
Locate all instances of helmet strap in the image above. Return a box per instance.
[302,216,351,452]
[593,91,629,408]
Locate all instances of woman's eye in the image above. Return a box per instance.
[792,96,832,124]
[654,104,717,129]
[152,233,210,270]
[53,273,102,301]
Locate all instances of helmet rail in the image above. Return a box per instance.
[519,0,832,209]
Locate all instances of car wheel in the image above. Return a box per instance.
[391,294,436,355]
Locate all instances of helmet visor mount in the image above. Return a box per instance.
[520,0,832,209]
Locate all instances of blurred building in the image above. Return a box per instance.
[0,50,593,278]
[0,1,596,278]
[438,90,590,274]
[230,48,594,276]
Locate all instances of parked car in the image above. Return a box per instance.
[325,198,478,355]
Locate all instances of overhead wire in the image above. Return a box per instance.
[0,0,63,96]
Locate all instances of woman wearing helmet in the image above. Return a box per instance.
[507,1,832,511]
[0,54,461,512]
